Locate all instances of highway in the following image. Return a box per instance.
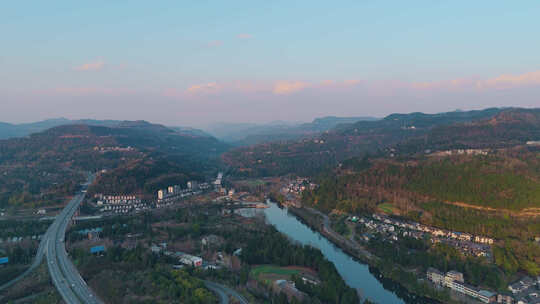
[44,175,102,304]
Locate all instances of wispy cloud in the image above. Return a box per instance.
[186,82,222,94]
[477,70,540,89]
[406,70,540,91]
[166,70,540,100]
[272,80,362,95]
[206,40,223,47]
[410,78,477,91]
[272,81,312,95]
[42,87,135,96]
[73,60,105,71]
[236,33,253,39]
[172,79,363,97]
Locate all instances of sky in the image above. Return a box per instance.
[1,1,540,127]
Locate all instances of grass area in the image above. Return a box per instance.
[251,265,300,277]
[237,179,266,187]
[377,203,395,214]
[251,265,304,285]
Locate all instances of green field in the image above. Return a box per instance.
[377,203,395,214]
[251,265,300,277]
[239,179,266,187]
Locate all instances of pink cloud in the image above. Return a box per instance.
[477,70,540,89]
[272,80,362,95]
[166,70,540,100]
[186,82,223,94]
[73,60,105,71]
[407,70,540,92]
[410,78,477,91]
[343,79,362,86]
[236,33,253,39]
[272,81,312,95]
[42,87,135,96]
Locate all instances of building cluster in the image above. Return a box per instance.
[214,172,223,187]
[95,194,148,214]
[273,279,306,302]
[430,149,489,157]
[427,268,496,303]
[77,227,103,240]
[93,146,135,153]
[508,276,540,304]
[214,172,234,195]
[156,181,210,205]
[161,250,203,267]
[282,178,318,195]
[354,214,493,257]
[0,235,43,244]
[150,242,205,268]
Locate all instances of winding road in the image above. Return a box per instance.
[0,225,48,291]
[204,281,249,304]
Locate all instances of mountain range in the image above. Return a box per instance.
[0,118,212,140]
[223,107,540,176]
[204,116,378,145]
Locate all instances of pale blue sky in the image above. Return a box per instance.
[1,1,539,126]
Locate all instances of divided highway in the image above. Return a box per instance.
[45,176,102,304]
[1,175,101,303]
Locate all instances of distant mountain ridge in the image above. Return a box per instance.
[0,118,213,140]
[205,116,378,145]
[223,107,540,176]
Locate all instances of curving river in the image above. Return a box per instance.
[253,202,430,304]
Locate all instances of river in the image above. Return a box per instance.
[245,202,429,304]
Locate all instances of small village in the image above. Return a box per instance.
[351,213,494,258]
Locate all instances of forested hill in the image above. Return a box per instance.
[223,108,540,177]
[307,147,540,213]
[0,118,214,140]
[0,122,228,210]
[396,108,540,154]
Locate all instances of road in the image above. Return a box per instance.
[306,207,374,260]
[44,175,103,304]
[0,224,49,291]
[204,281,249,304]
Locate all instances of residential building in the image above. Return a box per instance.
[427,267,444,285]
[446,270,465,284]
[179,253,203,267]
[509,277,536,294]
[427,268,497,303]
[158,189,165,200]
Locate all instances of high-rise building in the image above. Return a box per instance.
[158,189,165,200]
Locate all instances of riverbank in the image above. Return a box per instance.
[287,206,456,304]
[287,207,374,263]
